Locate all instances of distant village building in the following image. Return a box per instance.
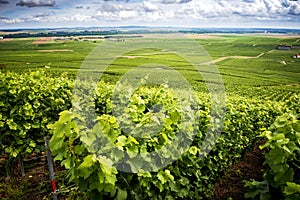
[0,36,3,40]
[293,54,300,59]
[277,45,292,50]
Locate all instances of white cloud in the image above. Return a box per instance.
[1,18,25,24]
[161,0,192,4]
[176,0,300,21]
[1,0,300,28]
[1,13,51,24]
[143,1,159,12]
[96,4,135,19]
[95,1,164,20]
[287,1,300,15]
[33,11,54,18]
[70,14,95,22]
[118,10,137,18]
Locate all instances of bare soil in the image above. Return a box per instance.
[0,153,64,200]
[32,37,53,44]
[0,38,13,42]
[213,139,267,200]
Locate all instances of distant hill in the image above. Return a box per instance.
[1,26,299,38]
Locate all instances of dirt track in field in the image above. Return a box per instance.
[201,48,279,65]
[119,55,142,59]
[202,52,266,65]
[37,49,73,52]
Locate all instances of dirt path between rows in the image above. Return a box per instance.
[213,139,267,200]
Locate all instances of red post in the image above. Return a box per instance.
[44,136,58,200]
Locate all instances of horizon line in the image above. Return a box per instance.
[1,25,300,31]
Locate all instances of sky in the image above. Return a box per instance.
[0,0,300,29]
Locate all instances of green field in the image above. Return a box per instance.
[1,34,299,99]
[0,39,97,73]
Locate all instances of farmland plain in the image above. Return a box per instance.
[1,34,299,99]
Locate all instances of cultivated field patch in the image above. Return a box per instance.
[0,38,13,42]
[32,37,53,44]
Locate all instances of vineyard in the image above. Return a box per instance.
[0,34,300,199]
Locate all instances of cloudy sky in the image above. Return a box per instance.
[0,0,299,29]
